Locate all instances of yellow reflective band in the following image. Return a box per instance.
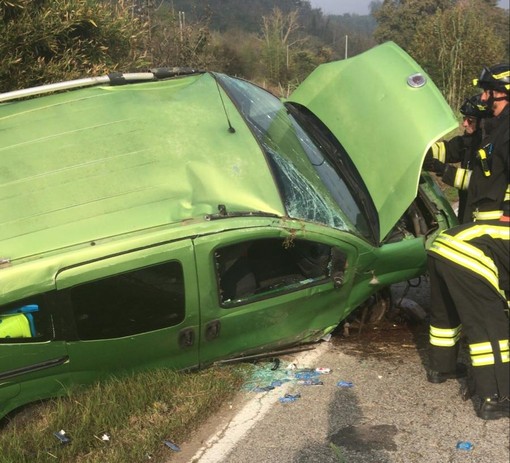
[454,168,470,190]
[499,340,509,363]
[454,224,510,241]
[430,336,459,347]
[471,353,495,366]
[473,78,479,86]
[431,142,446,163]
[505,185,510,202]
[469,341,493,355]
[493,70,510,79]
[491,71,510,90]
[429,240,501,292]
[473,210,503,221]
[430,324,461,347]
[430,324,462,338]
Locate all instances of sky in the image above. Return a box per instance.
[309,0,510,16]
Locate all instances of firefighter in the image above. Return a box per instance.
[423,94,491,223]
[426,64,509,420]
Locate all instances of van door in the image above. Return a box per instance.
[0,293,69,418]
[56,240,199,381]
[194,229,356,366]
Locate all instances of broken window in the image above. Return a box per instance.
[0,295,54,342]
[68,261,185,340]
[215,73,374,238]
[215,238,346,306]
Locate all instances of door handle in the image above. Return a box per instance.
[178,328,195,348]
[205,320,221,341]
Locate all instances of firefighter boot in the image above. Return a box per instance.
[427,363,467,384]
[478,396,510,420]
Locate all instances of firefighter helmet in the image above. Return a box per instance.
[473,64,510,93]
[459,94,490,119]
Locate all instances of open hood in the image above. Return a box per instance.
[288,42,457,241]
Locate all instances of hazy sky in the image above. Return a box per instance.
[309,0,510,15]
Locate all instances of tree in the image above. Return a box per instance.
[147,4,218,69]
[410,0,507,109]
[373,0,454,49]
[260,8,303,85]
[0,0,149,92]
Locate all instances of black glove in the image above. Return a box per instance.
[423,154,446,175]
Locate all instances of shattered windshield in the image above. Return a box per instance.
[215,73,371,238]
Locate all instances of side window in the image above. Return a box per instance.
[0,295,54,343]
[68,261,185,340]
[215,238,346,306]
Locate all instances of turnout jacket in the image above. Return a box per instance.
[434,131,482,223]
[428,218,510,303]
[465,105,510,221]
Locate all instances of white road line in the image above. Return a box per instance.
[188,342,331,463]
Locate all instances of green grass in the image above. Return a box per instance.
[0,365,248,463]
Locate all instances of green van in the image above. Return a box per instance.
[0,42,458,419]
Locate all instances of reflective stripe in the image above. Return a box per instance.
[505,185,510,202]
[454,168,471,190]
[470,341,494,366]
[430,324,461,347]
[430,235,501,291]
[429,225,509,297]
[469,341,492,354]
[430,325,462,338]
[473,210,503,221]
[431,142,446,163]
[472,353,495,366]
[470,340,509,365]
[500,340,509,363]
[454,224,510,241]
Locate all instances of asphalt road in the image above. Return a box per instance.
[171,281,510,463]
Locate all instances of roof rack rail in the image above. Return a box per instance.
[0,67,202,103]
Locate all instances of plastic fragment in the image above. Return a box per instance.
[53,430,71,444]
[297,378,323,386]
[251,385,275,392]
[278,393,301,403]
[94,431,111,443]
[163,440,181,452]
[294,370,320,380]
[270,379,291,387]
[315,367,331,374]
[337,381,354,388]
[456,441,473,451]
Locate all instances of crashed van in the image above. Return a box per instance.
[0,42,458,419]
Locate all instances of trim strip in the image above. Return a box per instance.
[0,356,69,381]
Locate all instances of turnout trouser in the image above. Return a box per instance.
[428,256,509,398]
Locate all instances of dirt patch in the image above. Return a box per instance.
[330,319,429,359]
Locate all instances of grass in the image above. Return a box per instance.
[0,365,248,463]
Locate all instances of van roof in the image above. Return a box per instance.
[0,73,285,262]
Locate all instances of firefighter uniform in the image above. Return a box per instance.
[428,131,481,223]
[426,101,508,224]
[426,64,509,419]
[464,104,509,221]
[427,218,509,400]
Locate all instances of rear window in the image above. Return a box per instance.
[0,296,54,343]
[68,261,185,340]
